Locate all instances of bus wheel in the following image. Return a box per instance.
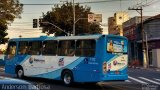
[16,67,24,78]
[62,70,73,86]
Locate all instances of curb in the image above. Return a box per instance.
[129,66,160,72]
[156,69,160,72]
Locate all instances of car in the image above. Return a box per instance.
[0,76,38,90]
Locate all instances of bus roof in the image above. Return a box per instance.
[106,34,128,40]
[9,34,127,41]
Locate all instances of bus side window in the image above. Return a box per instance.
[58,40,75,56]
[42,41,57,55]
[6,42,17,59]
[75,41,82,56]
[76,40,95,57]
[67,40,75,56]
[18,41,28,55]
[28,41,42,55]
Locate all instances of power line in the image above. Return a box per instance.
[132,0,160,8]
[22,4,54,5]
[21,0,140,5]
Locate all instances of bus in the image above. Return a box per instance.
[4,34,128,85]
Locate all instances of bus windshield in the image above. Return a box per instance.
[107,38,127,53]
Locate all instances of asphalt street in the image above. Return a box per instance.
[0,67,160,90]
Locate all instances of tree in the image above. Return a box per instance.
[0,20,8,44]
[0,0,23,44]
[41,2,102,36]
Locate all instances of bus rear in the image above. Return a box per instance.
[101,35,128,81]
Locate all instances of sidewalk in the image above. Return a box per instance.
[140,67,160,72]
[129,65,160,72]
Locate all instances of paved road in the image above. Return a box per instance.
[0,68,160,90]
[102,68,160,90]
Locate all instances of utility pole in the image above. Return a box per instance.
[128,7,148,68]
[73,0,75,36]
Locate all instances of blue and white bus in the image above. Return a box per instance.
[4,34,128,85]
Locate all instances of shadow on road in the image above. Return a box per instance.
[23,77,117,90]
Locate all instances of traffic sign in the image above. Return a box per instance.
[88,14,102,23]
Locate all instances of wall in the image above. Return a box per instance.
[108,17,117,35]
[108,12,129,36]
[152,49,160,68]
[157,49,160,68]
[144,19,160,39]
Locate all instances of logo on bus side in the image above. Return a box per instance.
[29,57,34,64]
[113,60,118,66]
[58,58,64,66]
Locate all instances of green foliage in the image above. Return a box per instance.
[0,49,6,54]
[0,0,23,44]
[41,2,102,36]
[0,19,8,44]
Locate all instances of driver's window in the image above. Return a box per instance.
[6,42,17,59]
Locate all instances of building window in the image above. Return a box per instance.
[119,16,122,19]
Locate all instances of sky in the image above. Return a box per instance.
[1,0,160,49]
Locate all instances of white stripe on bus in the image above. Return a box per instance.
[128,76,148,84]
[139,77,160,85]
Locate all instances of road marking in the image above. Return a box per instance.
[125,80,131,82]
[139,77,160,85]
[128,76,148,84]
[154,78,160,82]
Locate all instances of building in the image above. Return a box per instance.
[108,11,129,36]
[123,15,160,68]
[123,16,150,66]
[108,17,117,34]
[137,14,160,68]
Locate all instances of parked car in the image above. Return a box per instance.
[0,76,38,90]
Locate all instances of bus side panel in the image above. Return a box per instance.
[72,57,100,82]
[73,36,107,82]
[20,56,86,81]
[72,38,105,83]
[5,55,31,75]
[5,64,16,74]
[5,56,17,74]
[20,56,101,83]
[94,35,107,81]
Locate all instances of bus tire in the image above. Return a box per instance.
[16,66,24,79]
[62,70,73,86]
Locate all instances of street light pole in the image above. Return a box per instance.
[42,22,69,36]
[75,18,87,24]
[73,0,75,36]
